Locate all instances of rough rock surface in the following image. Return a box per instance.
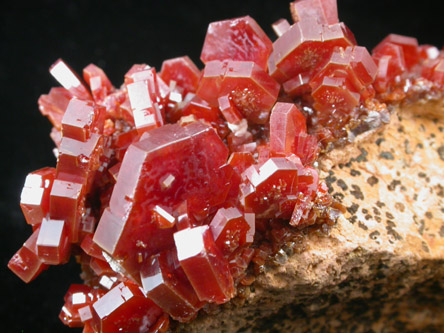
[178,99,444,332]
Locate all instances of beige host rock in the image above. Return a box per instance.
[178,99,444,332]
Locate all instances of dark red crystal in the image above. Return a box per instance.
[91,281,163,332]
[174,226,235,304]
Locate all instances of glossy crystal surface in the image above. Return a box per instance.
[20,167,56,226]
[174,226,234,304]
[92,281,163,332]
[201,16,273,70]
[140,249,203,322]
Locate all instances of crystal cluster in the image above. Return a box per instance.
[8,0,441,332]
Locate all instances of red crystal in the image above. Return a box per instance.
[61,98,105,142]
[272,18,291,37]
[83,64,114,102]
[159,56,201,95]
[242,157,318,217]
[59,284,105,328]
[127,80,164,134]
[290,0,338,25]
[93,122,229,280]
[422,58,444,85]
[174,226,234,304]
[282,73,311,97]
[200,16,273,70]
[218,95,244,126]
[312,76,360,111]
[150,205,176,229]
[36,218,70,265]
[268,19,356,83]
[80,234,105,260]
[8,227,48,283]
[20,167,56,226]
[50,59,92,101]
[209,207,255,256]
[269,102,307,154]
[49,179,84,242]
[373,33,419,69]
[310,46,377,98]
[140,249,203,322]
[38,87,73,129]
[91,281,163,332]
[197,60,280,124]
[372,42,406,79]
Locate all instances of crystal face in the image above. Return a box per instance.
[200,16,273,70]
[9,0,437,331]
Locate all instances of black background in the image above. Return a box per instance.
[1,0,443,331]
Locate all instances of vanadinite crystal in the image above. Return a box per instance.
[9,0,438,331]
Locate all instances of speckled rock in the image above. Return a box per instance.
[177,99,444,332]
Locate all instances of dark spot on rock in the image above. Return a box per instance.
[440,225,444,238]
[350,185,364,200]
[332,192,344,201]
[404,140,412,154]
[352,148,368,163]
[387,180,401,191]
[367,176,379,186]
[431,133,436,138]
[338,163,344,169]
[376,201,385,208]
[336,179,348,191]
[426,177,430,183]
[394,202,405,212]
[397,126,404,133]
[362,208,368,214]
[400,185,407,192]
[325,173,337,185]
[439,126,444,133]
[425,211,433,219]
[379,151,394,160]
[386,226,403,240]
[375,216,382,223]
[435,184,444,198]
[365,214,372,220]
[413,194,418,201]
[396,171,401,177]
[372,207,381,215]
[347,203,359,214]
[345,162,352,168]
[375,138,385,146]
[418,219,425,235]
[350,169,361,176]
[369,231,380,240]
[438,145,444,161]
[417,143,424,149]
[418,172,427,178]
[327,182,334,193]
[358,222,368,230]
[421,241,430,253]
[386,212,395,220]
[387,220,396,227]
[348,216,357,224]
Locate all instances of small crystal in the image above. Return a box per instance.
[36,218,70,265]
[91,281,163,332]
[174,226,234,304]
